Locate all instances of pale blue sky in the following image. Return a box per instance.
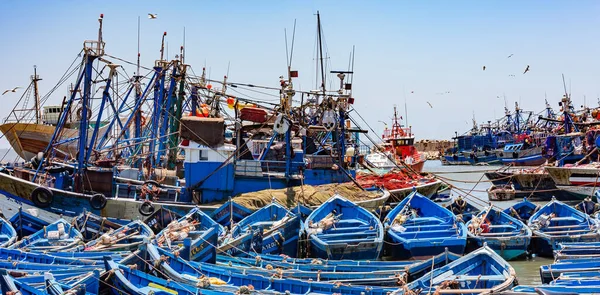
[1,1,599,148]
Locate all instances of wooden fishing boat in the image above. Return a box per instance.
[102,256,236,295]
[384,191,467,259]
[528,197,600,257]
[9,207,51,239]
[396,245,517,295]
[231,201,300,256]
[0,217,16,247]
[290,203,312,221]
[79,220,154,252]
[217,250,461,284]
[142,243,398,295]
[8,219,83,252]
[503,197,539,222]
[357,171,442,202]
[0,247,102,266]
[487,184,516,201]
[466,206,532,260]
[0,269,100,295]
[209,199,253,228]
[540,259,600,284]
[446,195,480,223]
[304,195,384,260]
[154,207,223,263]
[72,210,131,242]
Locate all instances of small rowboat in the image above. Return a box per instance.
[529,197,600,257]
[8,219,83,252]
[304,194,384,260]
[503,197,539,222]
[154,207,223,263]
[80,220,154,252]
[487,184,516,201]
[210,199,253,228]
[397,245,517,295]
[467,206,532,260]
[231,201,300,256]
[385,191,467,259]
[0,217,16,247]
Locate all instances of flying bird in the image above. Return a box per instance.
[2,87,21,95]
[148,13,157,19]
[508,74,516,77]
[482,66,486,71]
[507,54,514,58]
[523,65,530,74]
[427,101,433,108]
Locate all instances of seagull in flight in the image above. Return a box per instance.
[148,13,158,19]
[482,66,486,71]
[523,65,530,74]
[507,54,514,58]
[2,86,21,95]
[427,101,433,108]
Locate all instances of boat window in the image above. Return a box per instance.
[199,150,208,161]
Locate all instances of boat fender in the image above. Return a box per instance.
[31,187,53,208]
[76,106,92,121]
[139,200,155,216]
[90,193,107,210]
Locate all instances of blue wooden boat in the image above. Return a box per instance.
[304,195,383,260]
[401,245,517,295]
[290,203,312,221]
[0,269,100,295]
[540,259,600,284]
[154,207,223,263]
[210,199,253,228]
[143,243,398,295]
[8,219,83,252]
[385,191,467,259]
[0,216,16,247]
[466,206,532,260]
[73,210,131,241]
[9,207,50,239]
[142,206,182,234]
[503,197,539,222]
[528,198,600,257]
[0,247,102,266]
[233,201,300,256]
[80,219,154,252]
[446,195,480,223]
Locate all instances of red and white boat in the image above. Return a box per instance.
[365,106,426,172]
[544,164,600,200]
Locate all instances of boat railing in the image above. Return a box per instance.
[83,40,105,56]
[235,159,305,177]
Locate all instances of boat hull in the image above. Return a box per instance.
[545,166,600,201]
[388,180,442,201]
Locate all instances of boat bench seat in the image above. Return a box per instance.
[318,236,377,245]
[448,274,507,282]
[334,219,368,227]
[319,232,378,241]
[396,228,459,236]
[403,235,462,243]
[478,231,521,237]
[403,224,454,231]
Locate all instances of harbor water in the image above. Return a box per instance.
[424,160,553,285]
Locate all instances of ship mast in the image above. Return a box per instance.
[317,11,326,102]
[32,66,42,124]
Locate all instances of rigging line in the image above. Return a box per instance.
[103,53,153,71]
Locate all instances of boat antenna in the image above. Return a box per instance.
[137,16,141,75]
[317,11,326,101]
[182,26,186,64]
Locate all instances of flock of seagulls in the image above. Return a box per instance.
[482,54,530,75]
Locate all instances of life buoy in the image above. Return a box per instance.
[76,106,92,121]
[31,187,53,208]
[90,193,107,210]
[139,200,155,216]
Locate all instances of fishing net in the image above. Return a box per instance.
[229,183,379,210]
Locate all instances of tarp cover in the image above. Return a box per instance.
[229,183,379,210]
[179,117,224,147]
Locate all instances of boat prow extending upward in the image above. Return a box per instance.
[304,194,384,260]
[528,197,600,257]
[384,191,467,259]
